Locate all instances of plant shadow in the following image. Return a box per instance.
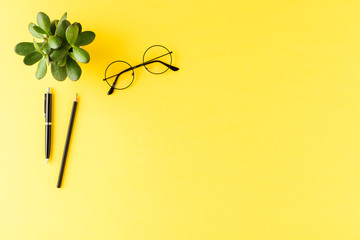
[80,28,136,91]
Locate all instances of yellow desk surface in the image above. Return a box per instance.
[1,0,360,239]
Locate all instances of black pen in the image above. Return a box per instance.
[57,93,78,188]
[44,87,52,163]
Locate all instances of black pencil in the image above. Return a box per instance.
[57,93,78,188]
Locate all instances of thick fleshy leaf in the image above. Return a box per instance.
[23,51,43,65]
[68,52,76,61]
[36,57,47,79]
[42,41,51,55]
[75,31,95,46]
[33,39,44,55]
[55,20,70,40]
[48,36,62,49]
[65,24,79,45]
[73,46,90,63]
[73,22,82,33]
[28,23,44,39]
[59,12,67,23]
[33,25,47,35]
[58,56,67,67]
[37,12,51,34]
[49,45,68,61]
[51,62,67,81]
[15,42,41,56]
[66,56,81,81]
[50,20,59,35]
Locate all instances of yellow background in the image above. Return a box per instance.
[1,0,360,239]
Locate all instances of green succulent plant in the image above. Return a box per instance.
[14,12,95,81]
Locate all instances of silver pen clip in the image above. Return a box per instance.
[44,87,50,118]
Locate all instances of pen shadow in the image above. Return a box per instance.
[49,89,55,165]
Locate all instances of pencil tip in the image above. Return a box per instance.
[75,93,78,102]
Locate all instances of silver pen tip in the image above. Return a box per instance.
[47,87,50,93]
[46,158,49,164]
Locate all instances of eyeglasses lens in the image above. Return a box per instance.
[105,61,134,90]
[143,45,172,74]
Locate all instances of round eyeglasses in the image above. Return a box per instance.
[103,45,179,95]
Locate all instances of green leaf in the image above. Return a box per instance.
[37,12,51,34]
[15,42,40,56]
[51,62,67,81]
[33,25,47,35]
[48,36,62,49]
[58,55,67,67]
[42,41,51,55]
[68,52,76,61]
[75,31,95,46]
[59,12,67,23]
[33,39,45,55]
[23,51,43,65]
[50,20,58,35]
[28,23,44,39]
[73,46,90,63]
[65,24,79,45]
[55,20,70,40]
[66,56,82,81]
[36,57,47,79]
[49,44,68,61]
[73,22,82,33]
